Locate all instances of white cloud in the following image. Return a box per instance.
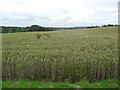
[0,0,119,27]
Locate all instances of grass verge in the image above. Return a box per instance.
[2,78,118,88]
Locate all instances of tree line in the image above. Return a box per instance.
[1,25,56,33]
[0,24,118,33]
[86,24,118,28]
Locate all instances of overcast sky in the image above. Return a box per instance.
[0,0,119,27]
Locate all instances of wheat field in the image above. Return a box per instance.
[2,26,118,82]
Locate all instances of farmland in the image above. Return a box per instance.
[2,26,118,88]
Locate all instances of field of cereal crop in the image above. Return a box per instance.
[2,26,118,84]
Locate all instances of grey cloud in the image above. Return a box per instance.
[59,9,70,14]
[1,11,75,27]
[13,0,25,5]
[1,12,52,26]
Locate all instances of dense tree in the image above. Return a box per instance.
[1,25,55,33]
[1,24,118,33]
[102,24,117,27]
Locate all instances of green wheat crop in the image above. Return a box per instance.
[2,26,118,82]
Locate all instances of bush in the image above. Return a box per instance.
[36,33,41,39]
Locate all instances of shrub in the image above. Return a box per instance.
[36,33,41,39]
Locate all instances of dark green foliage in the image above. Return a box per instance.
[1,25,56,33]
[102,24,117,27]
